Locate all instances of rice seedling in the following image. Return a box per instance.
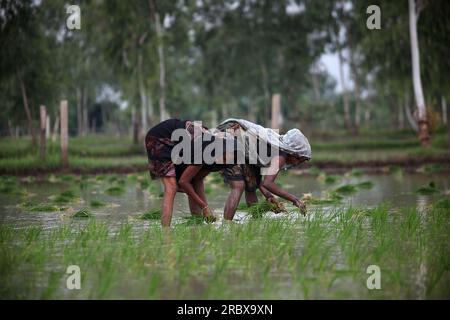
[349,169,363,177]
[416,182,440,195]
[356,181,374,189]
[247,201,284,218]
[53,190,78,204]
[333,184,358,195]
[29,203,61,212]
[72,209,93,218]
[434,197,450,209]
[139,179,150,189]
[179,216,205,226]
[90,199,106,208]
[60,175,76,182]
[307,167,322,176]
[236,203,249,211]
[105,185,125,196]
[317,173,339,185]
[139,209,161,220]
[421,163,444,174]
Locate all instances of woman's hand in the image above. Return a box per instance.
[202,206,216,223]
[267,196,286,213]
[293,198,307,216]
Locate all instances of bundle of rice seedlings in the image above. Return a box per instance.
[416,182,440,195]
[105,186,125,195]
[90,199,106,208]
[247,201,283,218]
[434,197,450,209]
[334,184,358,195]
[357,181,374,189]
[73,209,93,218]
[53,190,77,204]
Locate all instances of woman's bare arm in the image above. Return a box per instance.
[261,155,300,204]
[178,165,208,209]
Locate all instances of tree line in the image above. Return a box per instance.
[0,0,449,146]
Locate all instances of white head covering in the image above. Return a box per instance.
[217,118,312,163]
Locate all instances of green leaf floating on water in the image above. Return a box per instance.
[139,209,162,220]
[416,182,440,195]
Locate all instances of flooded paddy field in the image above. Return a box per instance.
[0,170,449,299]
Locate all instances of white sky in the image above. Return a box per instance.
[320,51,352,93]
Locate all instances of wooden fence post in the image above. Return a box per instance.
[45,115,50,140]
[39,105,47,160]
[60,100,69,168]
[271,94,281,130]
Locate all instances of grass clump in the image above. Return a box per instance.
[105,186,125,196]
[416,182,440,195]
[334,184,358,195]
[25,202,61,212]
[53,190,78,204]
[139,209,161,220]
[237,203,249,211]
[357,181,374,189]
[422,163,443,174]
[179,216,205,226]
[90,199,106,208]
[306,197,341,205]
[434,197,450,209]
[73,209,93,218]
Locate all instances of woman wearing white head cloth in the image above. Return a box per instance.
[217,119,311,220]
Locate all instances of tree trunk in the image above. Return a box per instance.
[260,60,271,126]
[442,95,447,125]
[409,0,430,146]
[364,104,370,125]
[39,105,47,160]
[271,94,281,130]
[77,87,83,136]
[132,106,140,145]
[17,71,36,146]
[350,50,361,134]
[338,48,352,132]
[60,101,69,168]
[52,115,59,142]
[311,72,320,101]
[398,99,405,129]
[46,115,50,140]
[7,119,14,138]
[82,87,89,136]
[151,2,167,122]
[404,91,419,132]
[138,53,148,137]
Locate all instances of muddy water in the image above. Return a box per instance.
[0,172,448,227]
